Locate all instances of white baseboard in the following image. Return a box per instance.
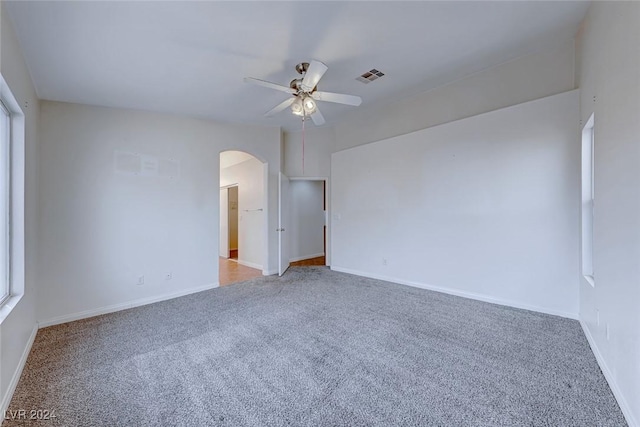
[580,320,638,427]
[1,324,38,415]
[237,259,262,270]
[330,266,578,320]
[263,269,278,276]
[38,283,219,328]
[289,253,325,263]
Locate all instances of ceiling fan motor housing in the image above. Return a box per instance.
[295,62,310,75]
[290,79,303,91]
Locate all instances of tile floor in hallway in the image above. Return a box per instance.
[218,256,326,286]
[219,257,262,286]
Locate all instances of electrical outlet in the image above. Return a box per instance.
[137,275,145,286]
[165,272,172,280]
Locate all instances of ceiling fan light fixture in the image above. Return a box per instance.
[303,96,317,114]
[291,95,317,117]
[291,97,304,116]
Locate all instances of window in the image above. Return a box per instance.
[0,73,25,322]
[581,113,595,286]
[0,101,10,305]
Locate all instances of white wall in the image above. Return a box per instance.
[220,157,265,270]
[283,127,333,265]
[283,127,333,178]
[332,90,580,318]
[576,3,640,425]
[0,5,40,414]
[289,180,325,262]
[38,101,280,325]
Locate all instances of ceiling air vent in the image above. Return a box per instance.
[356,69,385,84]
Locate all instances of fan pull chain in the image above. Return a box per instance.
[302,116,306,175]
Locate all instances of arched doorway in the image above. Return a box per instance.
[219,150,267,286]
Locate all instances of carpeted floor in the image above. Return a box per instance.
[4,268,626,426]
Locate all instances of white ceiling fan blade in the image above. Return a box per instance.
[301,60,328,92]
[311,91,362,106]
[244,77,295,94]
[265,97,295,117]
[310,107,325,126]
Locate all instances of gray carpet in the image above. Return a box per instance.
[5,268,626,426]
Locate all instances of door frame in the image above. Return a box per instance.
[288,176,330,266]
[278,172,290,276]
[220,184,239,260]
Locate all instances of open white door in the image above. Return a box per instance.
[278,172,290,276]
[219,188,229,258]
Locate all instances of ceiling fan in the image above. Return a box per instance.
[244,60,362,126]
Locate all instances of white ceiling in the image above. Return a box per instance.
[6,1,589,131]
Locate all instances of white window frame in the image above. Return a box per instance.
[0,101,10,306]
[581,113,595,287]
[0,73,26,324]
